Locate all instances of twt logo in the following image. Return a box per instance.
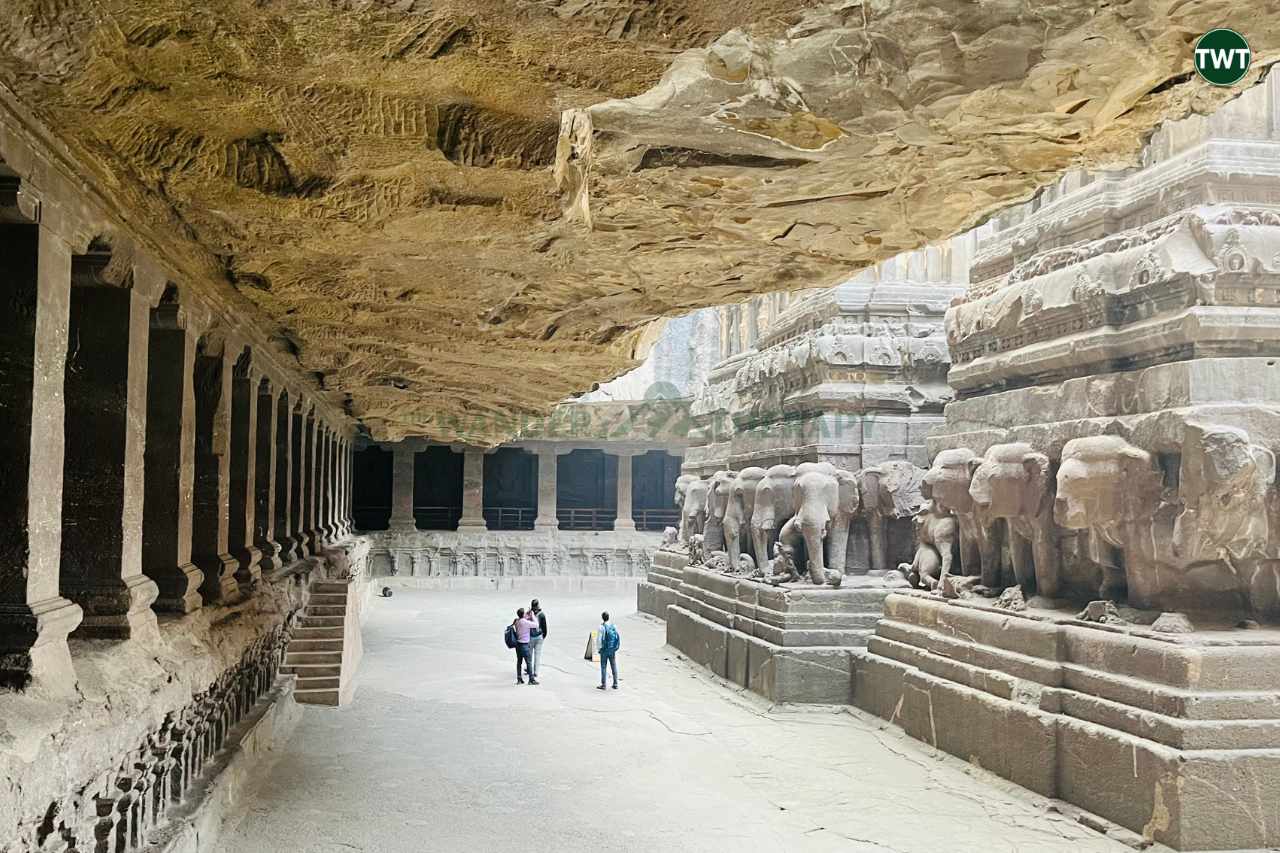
[1194,29,1251,86]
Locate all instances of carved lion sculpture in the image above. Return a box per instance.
[688,533,706,567]
[969,442,1060,598]
[1055,435,1164,604]
[900,499,959,591]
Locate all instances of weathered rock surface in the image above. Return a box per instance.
[0,1,1274,442]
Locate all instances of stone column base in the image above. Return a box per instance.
[457,516,488,531]
[614,519,636,531]
[233,546,263,590]
[0,596,83,694]
[291,532,312,560]
[151,561,205,614]
[197,553,242,605]
[72,573,160,640]
[255,539,283,573]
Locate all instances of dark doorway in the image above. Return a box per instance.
[414,446,463,530]
[557,449,617,530]
[353,446,392,530]
[633,450,682,531]
[483,448,537,530]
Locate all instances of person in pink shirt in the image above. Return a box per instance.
[511,607,540,685]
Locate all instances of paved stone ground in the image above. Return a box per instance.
[216,587,1134,853]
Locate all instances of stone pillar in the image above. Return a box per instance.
[228,359,261,589]
[288,403,308,559]
[192,342,240,604]
[343,439,354,533]
[389,443,416,530]
[315,426,328,542]
[253,380,281,572]
[141,296,203,613]
[615,450,636,531]
[534,447,558,530]
[334,436,347,536]
[323,428,336,540]
[304,412,319,551]
[60,249,160,638]
[276,392,297,562]
[0,216,83,692]
[457,447,488,530]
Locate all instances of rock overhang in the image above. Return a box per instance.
[0,0,1275,443]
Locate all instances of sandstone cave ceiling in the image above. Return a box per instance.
[0,0,1275,444]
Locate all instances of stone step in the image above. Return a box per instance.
[289,638,344,653]
[282,663,341,678]
[292,625,343,640]
[294,687,340,706]
[286,651,342,665]
[301,616,344,628]
[309,592,348,605]
[311,581,349,595]
[296,676,341,691]
[308,605,347,617]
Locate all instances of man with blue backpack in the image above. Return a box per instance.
[596,611,620,690]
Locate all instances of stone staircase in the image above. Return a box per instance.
[283,580,354,706]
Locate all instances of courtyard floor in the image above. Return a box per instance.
[216,586,1134,853]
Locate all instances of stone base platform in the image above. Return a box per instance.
[637,546,689,619]
[855,592,1280,851]
[366,528,660,579]
[667,565,895,704]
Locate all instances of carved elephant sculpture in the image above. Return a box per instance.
[675,474,696,542]
[858,461,925,573]
[677,474,710,546]
[722,467,766,572]
[1173,422,1275,565]
[968,442,1060,598]
[703,470,736,553]
[769,463,855,586]
[923,447,996,582]
[1055,435,1164,603]
[1172,423,1278,617]
[751,464,797,575]
[900,499,959,591]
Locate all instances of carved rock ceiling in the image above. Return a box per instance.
[0,1,1275,442]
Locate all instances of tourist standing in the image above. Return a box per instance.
[529,599,547,680]
[512,608,539,685]
[596,611,620,690]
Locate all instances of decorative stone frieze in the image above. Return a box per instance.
[367,529,659,580]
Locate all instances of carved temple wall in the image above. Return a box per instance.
[855,70,1280,852]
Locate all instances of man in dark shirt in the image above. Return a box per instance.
[529,599,548,680]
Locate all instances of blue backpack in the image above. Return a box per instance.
[504,624,517,649]
[600,624,620,655]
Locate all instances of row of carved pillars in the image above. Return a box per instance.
[0,182,354,696]
[385,446,638,531]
